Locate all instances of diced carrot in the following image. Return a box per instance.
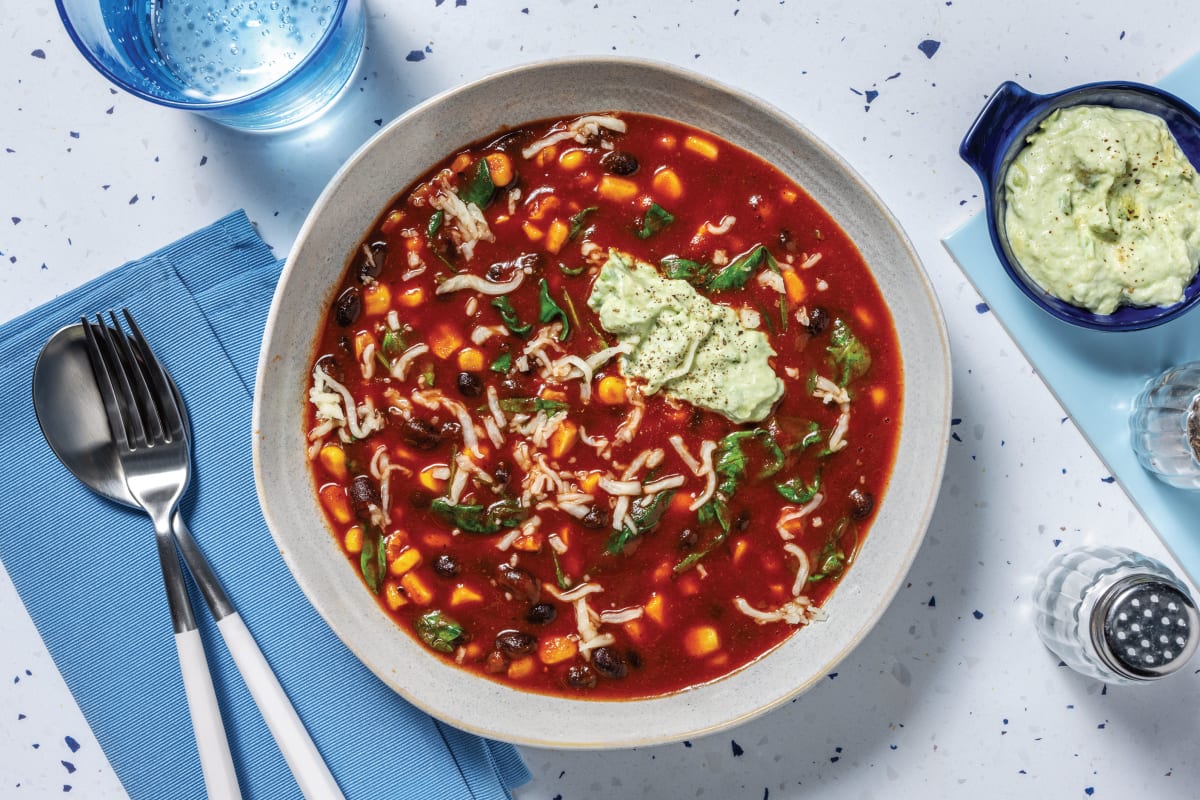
[855,306,875,329]
[343,525,363,555]
[624,619,647,643]
[731,538,750,565]
[354,330,377,361]
[527,194,560,221]
[538,636,578,665]
[539,388,568,402]
[512,532,543,552]
[484,152,514,186]
[683,625,721,657]
[384,582,408,611]
[396,286,425,308]
[782,268,806,305]
[522,220,544,242]
[651,560,672,584]
[652,167,683,201]
[319,445,349,481]
[428,323,463,360]
[400,572,433,606]
[683,135,719,160]
[670,492,694,516]
[363,283,391,316]
[389,546,422,577]
[597,375,626,404]
[643,593,665,625]
[319,484,353,525]
[423,531,455,549]
[465,641,485,660]
[450,152,472,173]
[380,209,406,235]
[507,656,536,679]
[385,530,409,562]
[597,175,639,202]
[549,420,578,459]
[780,188,798,204]
[457,347,484,372]
[579,471,601,494]
[558,149,586,170]
[545,218,569,255]
[870,386,887,408]
[450,584,484,606]
[677,575,701,596]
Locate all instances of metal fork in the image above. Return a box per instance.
[83,310,344,800]
[83,310,243,799]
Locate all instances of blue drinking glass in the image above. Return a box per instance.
[56,0,366,131]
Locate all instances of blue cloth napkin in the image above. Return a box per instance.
[0,210,530,799]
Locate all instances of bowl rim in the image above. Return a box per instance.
[253,54,953,748]
[961,79,1200,332]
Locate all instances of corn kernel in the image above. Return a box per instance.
[396,286,425,308]
[428,323,463,360]
[507,656,536,679]
[319,484,353,525]
[549,419,578,459]
[545,218,569,255]
[534,145,558,167]
[658,134,677,149]
[384,582,408,610]
[579,471,601,494]
[652,167,683,201]
[418,464,448,494]
[484,152,514,186]
[780,188,798,204]
[684,625,721,657]
[423,531,454,549]
[684,135,719,160]
[597,175,639,202]
[782,269,806,305]
[651,560,672,584]
[855,306,875,329]
[731,539,750,565]
[450,152,472,173]
[380,209,406,235]
[538,636,578,665]
[624,619,647,643]
[559,149,586,170]
[521,220,544,242]
[450,584,484,606]
[644,593,665,625]
[597,375,627,404]
[319,445,349,481]
[539,388,568,402]
[362,283,391,316]
[512,532,543,552]
[343,525,363,555]
[400,572,433,606]
[871,386,888,408]
[389,546,422,577]
[457,347,484,373]
[353,330,377,361]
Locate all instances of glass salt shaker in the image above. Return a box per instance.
[1130,361,1200,489]
[1033,545,1198,684]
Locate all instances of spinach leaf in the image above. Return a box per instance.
[489,352,512,373]
[415,610,464,654]
[497,397,569,415]
[360,526,387,595]
[559,263,587,277]
[537,278,570,340]
[421,363,436,387]
[381,329,407,359]
[430,497,529,534]
[776,472,821,504]
[426,209,444,239]
[808,518,853,583]
[568,206,598,240]
[491,296,532,337]
[607,490,677,555]
[704,244,778,292]
[635,202,675,239]
[660,255,712,285]
[457,158,495,209]
[827,318,871,386]
[551,550,571,590]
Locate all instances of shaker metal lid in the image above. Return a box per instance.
[1092,574,1200,680]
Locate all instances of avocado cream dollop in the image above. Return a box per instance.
[586,250,783,423]
[1004,105,1200,315]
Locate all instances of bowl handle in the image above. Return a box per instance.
[960,81,1039,175]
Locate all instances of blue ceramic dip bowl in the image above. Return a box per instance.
[960,80,1200,331]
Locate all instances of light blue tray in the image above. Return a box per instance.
[944,52,1200,584]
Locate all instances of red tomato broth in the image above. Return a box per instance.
[306,112,903,698]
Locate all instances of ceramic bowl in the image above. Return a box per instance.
[254,57,952,748]
[960,80,1200,331]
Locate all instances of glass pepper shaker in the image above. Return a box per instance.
[1033,545,1199,684]
[1130,361,1200,489]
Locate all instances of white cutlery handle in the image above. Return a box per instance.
[175,628,243,800]
[217,613,345,800]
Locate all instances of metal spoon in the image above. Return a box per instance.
[33,324,344,800]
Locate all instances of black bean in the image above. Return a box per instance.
[626,650,643,670]
[432,554,462,578]
[497,564,540,603]
[486,262,506,282]
[564,663,597,690]
[525,603,557,625]
[592,646,628,680]
[778,227,799,253]
[493,461,512,489]
[457,371,483,398]
[357,241,387,282]
[582,506,608,530]
[400,417,442,450]
[348,475,380,520]
[601,150,639,176]
[678,528,699,550]
[806,307,830,336]
[334,287,362,327]
[407,490,432,510]
[734,510,751,533]
[495,630,537,656]
[849,488,874,520]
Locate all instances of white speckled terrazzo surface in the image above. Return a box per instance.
[3,1,1200,798]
